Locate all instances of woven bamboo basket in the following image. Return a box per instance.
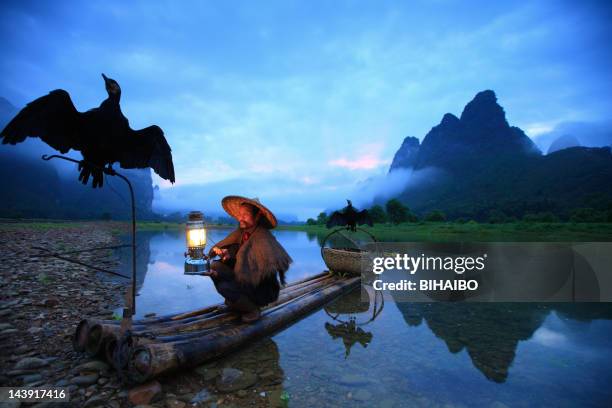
[322,247,365,276]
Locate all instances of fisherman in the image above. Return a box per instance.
[204,196,293,323]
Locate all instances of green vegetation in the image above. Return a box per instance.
[3,217,611,242]
[134,221,184,231]
[135,221,235,231]
[37,272,52,285]
[386,199,418,224]
[569,207,612,223]
[0,220,89,230]
[0,219,236,232]
[306,212,330,226]
[307,199,422,227]
[303,198,612,240]
[279,221,612,242]
[317,212,329,225]
[424,210,447,222]
[368,205,387,223]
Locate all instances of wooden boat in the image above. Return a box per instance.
[73,271,360,383]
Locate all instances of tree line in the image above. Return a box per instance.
[306,199,612,226]
[306,199,447,225]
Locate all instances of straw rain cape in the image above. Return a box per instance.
[212,226,293,287]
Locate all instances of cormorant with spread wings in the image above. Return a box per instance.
[0,74,175,188]
[326,199,373,232]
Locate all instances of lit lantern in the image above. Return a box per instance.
[185,211,208,273]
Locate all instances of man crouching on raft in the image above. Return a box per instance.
[204,196,293,323]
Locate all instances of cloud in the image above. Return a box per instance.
[328,142,391,170]
[152,176,347,221]
[2,0,612,220]
[530,120,612,153]
[523,122,559,137]
[153,165,441,221]
[532,327,567,348]
[329,155,390,170]
[352,166,444,208]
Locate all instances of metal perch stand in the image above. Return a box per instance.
[41,154,138,318]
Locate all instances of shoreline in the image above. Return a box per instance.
[2,219,612,241]
[0,221,129,406]
[0,222,292,407]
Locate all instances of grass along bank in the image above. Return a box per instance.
[2,219,611,241]
[278,221,612,242]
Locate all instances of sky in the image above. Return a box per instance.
[1,0,611,220]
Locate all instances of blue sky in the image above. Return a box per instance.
[1,0,611,220]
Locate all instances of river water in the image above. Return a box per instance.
[111,228,612,407]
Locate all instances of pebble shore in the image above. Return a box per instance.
[0,222,287,408]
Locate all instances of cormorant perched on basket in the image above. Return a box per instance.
[326,200,373,232]
[0,74,175,188]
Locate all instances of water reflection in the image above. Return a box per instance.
[323,286,383,358]
[111,230,153,292]
[110,229,612,406]
[394,301,612,383]
[395,302,548,382]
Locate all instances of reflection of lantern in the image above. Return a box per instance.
[185,211,208,272]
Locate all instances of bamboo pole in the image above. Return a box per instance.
[73,318,148,352]
[153,271,330,322]
[97,276,337,357]
[145,273,334,328]
[129,279,343,343]
[85,323,123,356]
[144,274,336,329]
[76,271,332,329]
[96,275,337,361]
[127,276,360,383]
[128,276,337,335]
[73,319,90,352]
[143,271,330,322]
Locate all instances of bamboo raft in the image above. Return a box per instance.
[73,271,360,383]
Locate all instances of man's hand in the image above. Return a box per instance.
[211,246,230,262]
[202,269,218,278]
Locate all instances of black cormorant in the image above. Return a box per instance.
[326,199,373,231]
[0,74,175,188]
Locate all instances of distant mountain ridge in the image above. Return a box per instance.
[389,136,419,172]
[547,134,581,154]
[388,90,612,220]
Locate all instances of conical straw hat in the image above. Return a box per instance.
[221,196,278,229]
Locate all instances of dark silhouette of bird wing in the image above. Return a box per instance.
[356,209,373,227]
[326,211,348,228]
[0,90,82,153]
[119,125,175,183]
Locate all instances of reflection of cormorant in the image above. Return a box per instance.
[1,74,175,188]
[326,200,373,232]
[323,286,380,358]
[325,318,373,358]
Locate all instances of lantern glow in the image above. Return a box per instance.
[187,227,206,248]
[185,211,208,272]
